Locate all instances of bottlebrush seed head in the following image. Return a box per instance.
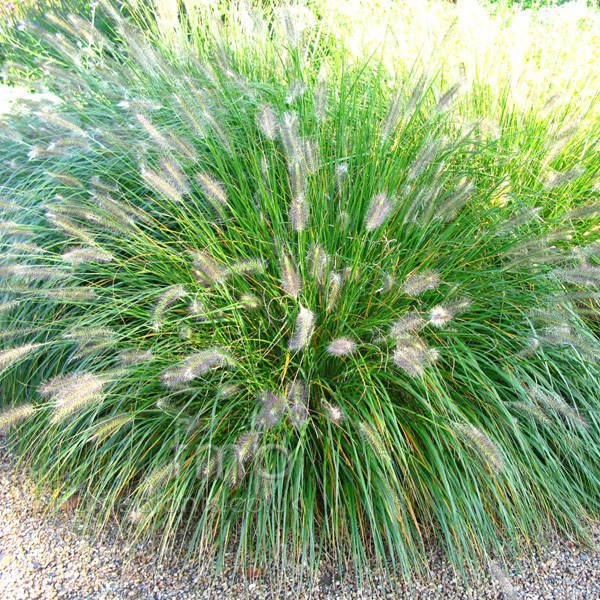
[0,343,41,375]
[240,293,260,309]
[231,258,267,276]
[322,399,344,425]
[280,111,303,164]
[119,349,154,365]
[189,297,208,321]
[402,269,440,297]
[235,431,259,463]
[257,391,286,429]
[143,460,178,495]
[181,348,235,379]
[287,380,307,405]
[554,266,600,288]
[62,247,114,264]
[291,401,309,428]
[160,157,190,196]
[365,192,393,231]
[287,381,309,428]
[381,272,397,293]
[196,172,228,208]
[289,196,310,232]
[88,413,133,443]
[288,306,315,352]
[189,250,229,285]
[358,421,391,463]
[280,252,302,298]
[429,305,453,327]
[43,287,97,302]
[218,382,242,399]
[141,165,183,204]
[391,347,426,377]
[326,272,342,313]
[286,79,307,104]
[326,337,357,357]
[454,422,504,470]
[257,104,277,140]
[0,403,35,431]
[526,385,588,428]
[307,244,329,284]
[391,338,436,377]
[49,372,105,423]
[152,284,187,331]
[335,162,349,191]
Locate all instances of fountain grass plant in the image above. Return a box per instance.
[1,0,600,590]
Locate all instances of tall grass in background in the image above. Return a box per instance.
[1,0,600,590]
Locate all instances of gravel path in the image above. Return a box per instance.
[2,436,600,599]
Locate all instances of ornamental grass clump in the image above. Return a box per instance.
[2,0,600,590]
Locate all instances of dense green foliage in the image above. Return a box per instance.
[1,0,600,590]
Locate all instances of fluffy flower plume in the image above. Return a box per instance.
[189,297,208,321]
[48,372,105,423]
[511,400,551,424]
[190,250,229,285]
[289,196,310,232]
[163,350,234,388]
[119,349,154,365]
[381,272,397,293]
[454,423,504,470]
[43,287,97,302]
[402,269,440,297]
[335,162,349,193]
[235,431,260,463]
[326,337,357,357]
[196,172,228,209]
[322,399,344,425]
[364,192,393,231]
[429,305,453,327]
[326,272,342,313]
[141,165,183,204]
[257,390,286,429]
[391,337,438,377]
[62,247,114,264]
[88,413,133,443]
[0,343,41,375]
[218,383,242,399]
[257,104,277,140]
[287,381,309,429]
[13,265,71,282]
[307,244,329,284]
[181,348,235,379]
[230,258,267,276]
[46,212,96,245]
[280,252,302,298]
[64,327,116,360]
[143,460,179,495]
[286,79,307,104]
[152,284,187,331]
[526,385,588,428]
[429,297,471,327]
[240,293,260,309]
[288,306,315,352]
[359,421,391,463]
[314,79,328,123]
[0,403,35,431]
[389,312,426,338]
[554,266,600,287]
